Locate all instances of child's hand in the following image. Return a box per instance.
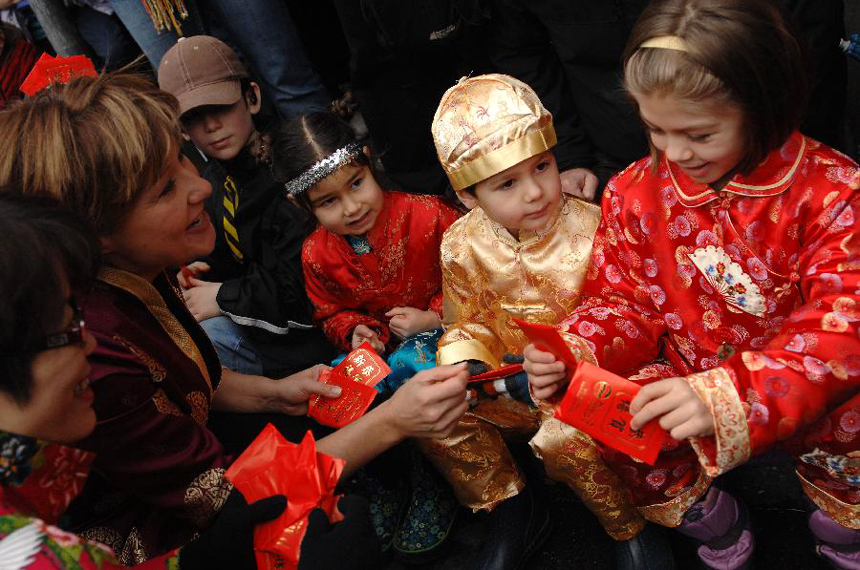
[385,307,441,339]
[523,343,567,399]
[177,261,211,289]
[559,168,599,201]
[351,324,385,353]
[629,377,715,440]
[182,277,223,321]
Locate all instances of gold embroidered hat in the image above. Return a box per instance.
[432,74,556,191]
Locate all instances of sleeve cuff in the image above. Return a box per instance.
[560,331,598,365]
[684,367,751,477]
[437,338,500,368]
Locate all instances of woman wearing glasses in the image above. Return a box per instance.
[0,72,468,565]
[0,195,292,569]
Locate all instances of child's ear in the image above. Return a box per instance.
[246,82,262,115]
[455,189,479,210]
[362,145,371,160]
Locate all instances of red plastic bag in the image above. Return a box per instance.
[225,425,345,570]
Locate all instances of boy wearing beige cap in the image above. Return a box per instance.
[158,35,334,378]
[426,74,671,569]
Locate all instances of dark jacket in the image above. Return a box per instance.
[200,148,336,377]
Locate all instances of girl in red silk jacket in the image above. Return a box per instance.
[523,1,860,569]
[273,112,460,397]
[271,111,461,560]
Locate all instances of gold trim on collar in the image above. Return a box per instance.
[98,267,212,394]
[667,135,807,204]
[728,136,806,191]
[448,124,557,190]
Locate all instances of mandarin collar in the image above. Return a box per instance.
[666,132,807,207]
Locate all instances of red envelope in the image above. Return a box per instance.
[307,343,391,428]
[555,362,667,465]
[308,369,379,428]
[468,363,524,384]
[225,425,345,570]
[513,318,579,373]
[20,53,97,96]
[336,343,391,387]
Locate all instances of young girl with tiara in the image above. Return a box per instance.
[270,111,461,561]
[523,0,859,568]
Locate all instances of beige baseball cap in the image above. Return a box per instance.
[158,35,249,116]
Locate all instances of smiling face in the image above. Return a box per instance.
[634,91,746,189]
[101,151,215,281]
[305,164,385,237]
[180,84,261,161]
[0,285,98,444]
[462,151,563,238]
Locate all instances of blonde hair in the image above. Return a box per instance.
[623,0,808,175]
[0,72,181,235]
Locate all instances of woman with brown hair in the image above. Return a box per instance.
[0,72,469,565]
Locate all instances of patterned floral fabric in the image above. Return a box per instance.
[302,190,461,351]
[0,430,177,568]
[556,133,860,528]
[63,268,233,563]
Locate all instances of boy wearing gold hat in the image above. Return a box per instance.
[426,74,672,569]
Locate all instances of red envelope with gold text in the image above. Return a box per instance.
[225,425,345,570]
[513,319,666,464]
[308,343,391,428]
[513,318,579,373]
[556,362,667,465]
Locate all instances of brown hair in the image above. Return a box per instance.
[623,0,808,175]
[0,72,181,235]
[0,194,99,403]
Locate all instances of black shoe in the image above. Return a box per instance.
[616,523,676,570]
[475,487,553,570]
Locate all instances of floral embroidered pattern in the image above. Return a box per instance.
[800,449,860,487]
[0,433,40,486]
[685,367,751,476]
[688,246,766,317]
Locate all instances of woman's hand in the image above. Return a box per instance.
[385,363,469,440]
[385,307,441,339]
[523,343,567,399]
[351,324,384,353]
[177,260,211,288]
[182,277,223,321]
[267,364,340,415]
[629,377,715,440]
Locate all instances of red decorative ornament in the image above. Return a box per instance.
[19,53,97,96]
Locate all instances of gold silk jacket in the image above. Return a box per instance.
[438,195,601,368]
[422,195,646,540]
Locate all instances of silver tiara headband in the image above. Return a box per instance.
[283,142,362,196]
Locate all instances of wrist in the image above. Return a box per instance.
[372,398,408,442]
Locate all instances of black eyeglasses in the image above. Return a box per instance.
[36,300,86,351]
